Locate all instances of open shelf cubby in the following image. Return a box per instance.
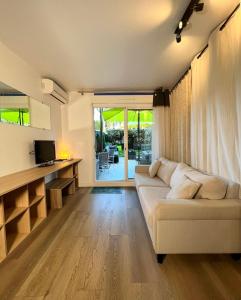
[3,186,29,224]
[5,209,31,254]
[30,198,47,231]
[28,178,45,207]
[58,165,74,178]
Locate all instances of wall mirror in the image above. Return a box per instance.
[0,81,51,129]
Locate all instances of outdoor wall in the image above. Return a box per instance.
[0,40,62,176]
[61,92,152,187]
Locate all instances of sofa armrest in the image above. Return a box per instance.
[135,165,150,173]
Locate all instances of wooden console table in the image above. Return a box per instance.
[0,159,81,263]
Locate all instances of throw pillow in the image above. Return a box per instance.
[170,162,194,188]
[166,178,201,199]
[156,157,178,185]
[149,160,161,178]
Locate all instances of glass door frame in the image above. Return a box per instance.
[93,103,152,186]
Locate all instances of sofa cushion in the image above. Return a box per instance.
[157,157,178,185]
[166,178,201,199]
[138,187,241,226]
[149,160,161,178]
[185,169,227,200]
[135,173,168,189]
[155,198,241,221]
[170,163,194,188]
[138,186,171,228]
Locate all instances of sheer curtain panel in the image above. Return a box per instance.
[169,70,192,164]
[191,8,241,182]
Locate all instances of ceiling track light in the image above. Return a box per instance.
[194,2,204,12]
[174,0,204,43]
[176,34,181,43]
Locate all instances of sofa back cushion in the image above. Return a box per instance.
[225,181,240,199]
[157,157,178,185]
[148,160,161,178]
[186,170,227,200]
[170,163,194,188]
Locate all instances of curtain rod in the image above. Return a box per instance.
[170,66,191,93]
[196,3,240,60]
[197,44,209,59]
[94,92,153,96]
[219,3,240,31]
[170,3,240,92]
[0,93,25,96]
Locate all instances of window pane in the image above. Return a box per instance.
[0,108,30,126]
[128,109,153,179]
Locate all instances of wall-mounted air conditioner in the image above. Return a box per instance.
[42,79,68,104]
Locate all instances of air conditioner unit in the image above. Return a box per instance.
[42,79,69,104]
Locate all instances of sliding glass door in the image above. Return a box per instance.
[127,109,153,179]
[94,106,153,182]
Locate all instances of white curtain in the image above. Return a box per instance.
[170,70,192,164]
[191,8,241,182]
[152,106,170,160]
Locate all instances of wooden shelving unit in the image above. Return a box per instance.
[0,180,46,259]
[0,159,81,263]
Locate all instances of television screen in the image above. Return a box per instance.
[34,140,56,165]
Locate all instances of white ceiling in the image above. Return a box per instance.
[0,0,238,91]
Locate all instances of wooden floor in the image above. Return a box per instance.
[0,188,241,300]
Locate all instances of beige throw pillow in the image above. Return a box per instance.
[166,178,201,199]
[157,157,178,185]
[149,160,161,178]
[170,162,194,188]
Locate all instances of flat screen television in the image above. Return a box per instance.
[34,140,56,166]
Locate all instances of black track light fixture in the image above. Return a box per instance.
[174,0,204,43]
[176,34,181,43]
[194,2,204,12]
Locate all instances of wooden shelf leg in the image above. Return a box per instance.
[67,182,75,195]
[50,190,63,209]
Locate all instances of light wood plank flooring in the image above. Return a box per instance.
[0,188,241,300]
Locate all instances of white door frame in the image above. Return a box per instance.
[93,104,152,186]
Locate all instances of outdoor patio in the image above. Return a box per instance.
[96,157,138,181]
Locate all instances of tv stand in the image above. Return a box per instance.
[0,159,81,263]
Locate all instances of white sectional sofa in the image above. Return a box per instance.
[135,158,241,263]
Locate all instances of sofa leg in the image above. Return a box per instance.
[157,254,166,264]
[231,253,241,261]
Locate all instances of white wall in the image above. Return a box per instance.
[0,41,62,176]
[61,92,152,186]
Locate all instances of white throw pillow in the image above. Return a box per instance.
[166,178,201,199]
[170,162,194,188]
[157,157,178,185]
[149,160,161,178]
